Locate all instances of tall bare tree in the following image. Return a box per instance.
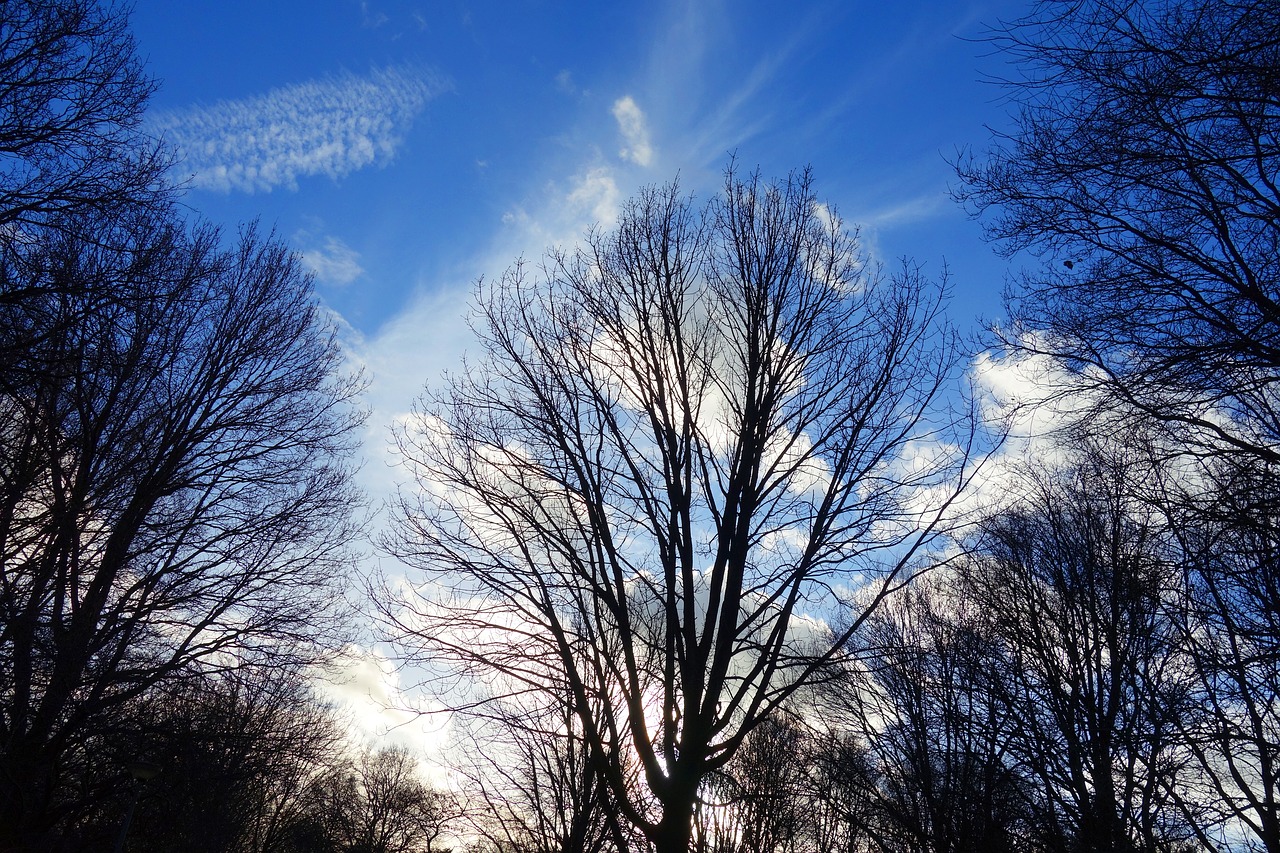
[957,4,1280,847]
[0,206,364,850]
[387,166,982,852]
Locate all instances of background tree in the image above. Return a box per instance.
[311,745,456,853]
[457,689,632,853]
[830,581,1030,853]
[89,667,349,853]
[956,446,1192,853]
[387,166,981,853]
[801,728,880,853]
[956,0,1280,468]
[0,0,168,230]
[957,3,1280,849]
[692,714,811,853]
[1157,468,1280,852]
[0,206,364,849]
[0,2,367,850]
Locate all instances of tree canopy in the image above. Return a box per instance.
[387,166,981,853]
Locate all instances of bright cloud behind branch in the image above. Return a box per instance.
[150,66,448,193]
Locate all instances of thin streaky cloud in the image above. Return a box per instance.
[151,67,448,194]
[678,37,800,167]
[860,192,947,229]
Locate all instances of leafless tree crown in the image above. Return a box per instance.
[387,166,980,852]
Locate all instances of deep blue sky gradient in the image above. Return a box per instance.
[132,1,1029,339]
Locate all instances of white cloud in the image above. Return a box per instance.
[935,344,1109,521]
[313,645,452,780]
[612,95,653,167]
[299,235,364,287]
[498,164,624,250]
[151,66,448,193]
[566,166,622,227]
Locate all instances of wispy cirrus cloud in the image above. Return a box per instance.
[151,66,448,193]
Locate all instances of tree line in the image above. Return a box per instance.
[1,0,1276,851]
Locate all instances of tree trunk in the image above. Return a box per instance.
[652,806,694,853]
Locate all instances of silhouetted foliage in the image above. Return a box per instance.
[95,668,347,853]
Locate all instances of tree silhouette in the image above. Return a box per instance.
[0,0,168,230]
[0,208,364,849]
[388,165,982,852]
[957,0,1280,468]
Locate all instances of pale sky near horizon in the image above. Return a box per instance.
[128,0,1035,752]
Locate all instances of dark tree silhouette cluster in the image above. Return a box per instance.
[0,2,422,850]
[75,668,458,853]
[8,0,1276,851]
[0,0,168,229]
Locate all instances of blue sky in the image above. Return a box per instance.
[133,1,1025,339]
[129,0,1032,743]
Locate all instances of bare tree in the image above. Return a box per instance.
[801,729,880,853]
[0,0,168,230]
[830,581,1031,853]
[313,745,456,853]
[0,206,364,850]
[692,713,811,853]
[387,166,983,852]
[956,446,1193,853]
[1156,466,1280,853]
[956,0,1280,468]
[77,667,349,853]
[956,4,1280,850]
[458,689,631,853]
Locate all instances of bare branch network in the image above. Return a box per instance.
[384,166,986,852]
